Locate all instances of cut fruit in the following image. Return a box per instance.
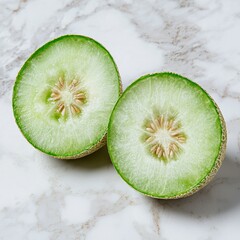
[108,72,226,199]
[13,35,121,159]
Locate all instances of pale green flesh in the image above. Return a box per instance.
[13,35,120,157]
[108,73,222,198]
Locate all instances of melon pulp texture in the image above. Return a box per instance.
[108,73,226,199]
[13,35,121,158]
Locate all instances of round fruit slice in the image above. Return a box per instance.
[108,72,226,199]
[13,35,121,159]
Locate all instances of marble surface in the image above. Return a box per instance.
[1,0,240,239]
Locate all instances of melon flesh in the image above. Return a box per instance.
[108,73,225,198]
[13,35,121,158]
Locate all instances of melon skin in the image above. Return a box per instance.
[13,35,122,159]
[107,72,227,199]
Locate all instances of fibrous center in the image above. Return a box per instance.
[144,115,186,160]
[49,77,86,117]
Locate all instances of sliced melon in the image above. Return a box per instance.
[108,73,226,199]
[13,35,121,159]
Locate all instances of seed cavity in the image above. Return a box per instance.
[143,115,186,160]
[49,77,86,117]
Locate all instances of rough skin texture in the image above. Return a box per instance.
[56,135,107,160]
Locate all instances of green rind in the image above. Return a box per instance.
[13,35,122,159]
[107,72,227,199]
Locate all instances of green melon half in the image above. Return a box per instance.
[108,72,226,199]
[13,35,121,159]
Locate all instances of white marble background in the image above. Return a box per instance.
[1,0,240,239]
